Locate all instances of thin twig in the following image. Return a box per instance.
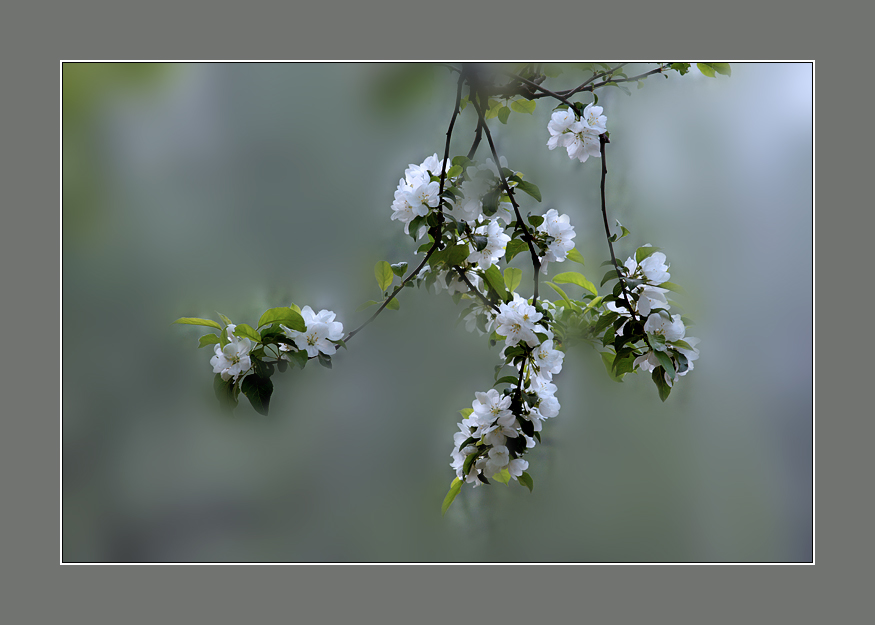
[453,266,499,313]
[469,85,541,301]
[345,70,467,342]
[598,134,636,321]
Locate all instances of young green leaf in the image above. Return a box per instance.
[544,281,576,309]
[552,271,598,296]
[492,468,512,485]
[375,261,394,292]
[697,63,716,78]
[385,297,400,311]
[318,353,332,369]
[504,267,522,293]
[390,262,408,277]
[459,407,473,418]
[498,106,511,124]
[173,317,223,331]
[441,477,463,516]
[198,333,220,348]
[233,323,261,342]
[566,247,585,265]
[518,471,534,492]
[257,307,305,332]
[510,99,536,114]
[356,300,381,312]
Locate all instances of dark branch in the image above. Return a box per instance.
[469,85,542,301]
[345,69,467,342]
[598,134,637,321]
[453,266,499,314]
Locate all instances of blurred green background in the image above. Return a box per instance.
[62,63,812,562]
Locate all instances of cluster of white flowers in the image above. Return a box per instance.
[280,306,344,359]
[536,208,576,274]
[546,103,607,163]
[449,295,566,486]
[390,153,449,235]
[210,323,253,382]
[606,249,700,386]
[390,155,522,272]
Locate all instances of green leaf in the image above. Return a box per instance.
[600,269,619,286]
[614,220,630,239]
[452,155,471,169]
[600,351,625,382]
[447,165,462,178]
[552,271,598,296]
[385,297,400,311]
[498,106,511,124]
[494,375,520,387]
[217,312,232,326]
[356,300,381,312]
[390,262,408,277]
[527,214,544,227]
[515,180,541,202]
[697,63,716,78]
[213,373,238,410]
[510,99,536,114]
[544,281,575,309]
[566,247,585,265]
[173,317,223,331]
[505,239,528,262]
[484,265,509,301]
[241,374,274,415]
[518,471,534,492]
[671,339,695,351]
[233,323,261,343]
[671,63,691,76]
[659,281,686,295]
[504,267,522,292]
[635,246,662,264]
[459,408,473,418]
[375,261,393,292]
[257,307,305,331]
[198,333,220,348]
[441,477,463,516]
[652,368,672,401]
[444,244,470,267]
[709,63,731,76]
[492,468,512,485]
[655,351,676,380]
[286,349,308,369]
[318,353,332,369]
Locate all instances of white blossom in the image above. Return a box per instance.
[532,339,564,380]
[467,220,511,270]
[495,294,543,348]
[643,312,685,351]
[281,305,344,358]
[546,103,607,163]
[470,389,514,428]
[210,335,252,382]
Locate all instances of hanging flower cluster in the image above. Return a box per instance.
[175,62,718,515]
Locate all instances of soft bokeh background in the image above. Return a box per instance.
[62,63,812,562]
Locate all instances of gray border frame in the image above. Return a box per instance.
[12,0,837,620]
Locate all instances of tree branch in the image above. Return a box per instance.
[344,69,467,342]
[469,85,542,301]
[598,134,637,321]
[453,266,499,314]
